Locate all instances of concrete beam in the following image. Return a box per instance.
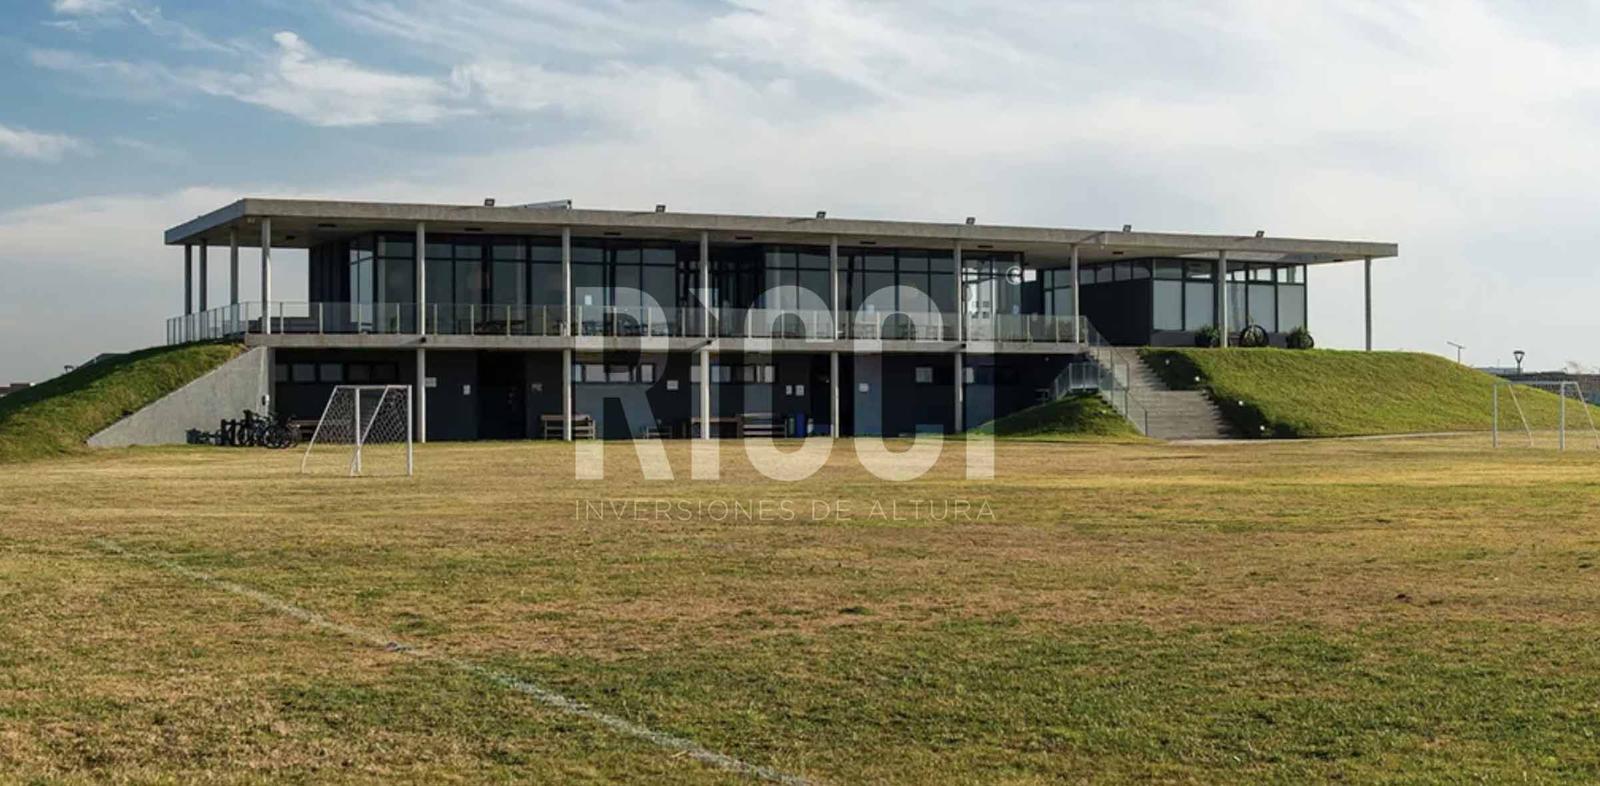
[416,347,428,443]
[260,218,272,335]
[1215,250,1229,348]
[198,244,208,312]
[562,348,573,441]
[1364,256,1373,351]
[699,349,712,439]
[953,351,965,433]
[416,222,427,335]
[163,198,1400,266]
[700,231,711,338]
[184,244,193,316]
[1070,244,1081,343]
[954,241,964,343]
[562,226,573,337]
[829,235,840,339]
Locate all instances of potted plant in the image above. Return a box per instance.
[1287,326,1315,349]
[1194,324,1221,348]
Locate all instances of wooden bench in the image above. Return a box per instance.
[739,413,783,438]
[539,414,596,439]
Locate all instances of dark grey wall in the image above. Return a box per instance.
[1080,279,1152,346]
[273,349,415,423]
[880,354,956,436]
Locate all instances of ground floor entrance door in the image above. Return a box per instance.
[477,352,526,440]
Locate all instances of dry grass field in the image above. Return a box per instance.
[4,435,1600,784]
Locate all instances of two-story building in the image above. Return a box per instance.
[164,199,1396,440]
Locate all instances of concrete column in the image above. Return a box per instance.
[228,230,239,306]
[700,231,711,338]
[562,348,574,441]
[561,227,573,336]
[260,218,273,335]
[954,242,964,343]
[1214,250,1228,348]
[829,235,840,338]
[830,350,841,437]
[953,351,965,433]
[415,348,428,443]
[184,244,193,315]
[1364,256,1373,352]
[1069,244,1081,343]
[198,244,209,312]
[416,222,427,334]
[699,349,712,439]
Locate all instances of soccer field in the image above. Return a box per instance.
[3,437,1599,783]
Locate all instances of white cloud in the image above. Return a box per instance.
[185,32,465,126]
[32,32,465,127]
[0,123,86,162]
[51,0,130,14]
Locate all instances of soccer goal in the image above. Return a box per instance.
[300,385,414,476]
[1493,380,1600,450]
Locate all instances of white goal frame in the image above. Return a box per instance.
[1493,380,1600,451]
[299,384,414,476]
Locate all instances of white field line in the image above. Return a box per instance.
[92,539,814,786]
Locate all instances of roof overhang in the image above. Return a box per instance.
[165,198,1399,267]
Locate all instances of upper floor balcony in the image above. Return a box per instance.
[165,302,1087,348]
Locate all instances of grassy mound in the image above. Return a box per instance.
[973,392,1143,441]
[0,342,244,463]
[1141,348,1598,438]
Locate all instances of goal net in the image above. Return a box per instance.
[1493,380,1600,450]
[300,385,414,476]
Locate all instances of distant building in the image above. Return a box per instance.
[0,383,31,398]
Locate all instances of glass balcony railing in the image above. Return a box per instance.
[166,303,1088,346]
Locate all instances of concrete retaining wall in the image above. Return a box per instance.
[88,347,269,448]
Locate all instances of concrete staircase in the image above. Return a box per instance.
[1087,347,1234,440]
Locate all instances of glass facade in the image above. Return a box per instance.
[1076,258,1307,338]
[1041,268,1079,318]
[842,247,956,314]
[317,233,1316,345]
[961,251,1023,319]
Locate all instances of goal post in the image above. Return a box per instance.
[1493,380,1600,451]
[300,385,415,476]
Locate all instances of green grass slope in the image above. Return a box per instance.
[0,342,244,463]
[973,392,1143,441]
[1141,348,1600,438]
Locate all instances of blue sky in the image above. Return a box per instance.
[2,0,1599,381]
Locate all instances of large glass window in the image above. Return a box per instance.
[1153,281,1183,330]
[1248,283,1277,332]
[454,242,484,311]
[1184,282,1213,331]
[1228,283,1247,332]
[530,240,562,306]
[1279,284,1306,332]
[375,236,414,309]
[491,241,524,308]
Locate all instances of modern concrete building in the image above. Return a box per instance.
[164,199,1397,440]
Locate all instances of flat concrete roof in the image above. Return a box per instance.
[165,198,1398,267]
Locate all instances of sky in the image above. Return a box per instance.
[2,0,1598,382]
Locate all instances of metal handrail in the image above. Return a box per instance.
[1047,318,1152,435]
[166,302,1096,346]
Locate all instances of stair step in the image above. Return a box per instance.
[1082,352,1238,441]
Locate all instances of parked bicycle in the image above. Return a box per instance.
[191,409,298,449]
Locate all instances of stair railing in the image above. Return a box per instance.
[1052,317,1152,435]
